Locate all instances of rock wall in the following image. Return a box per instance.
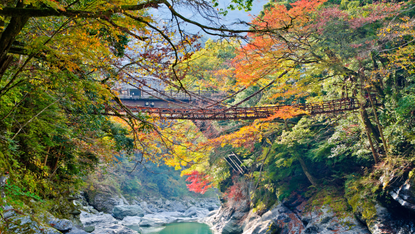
[206,189,415,234]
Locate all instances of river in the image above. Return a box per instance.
[129,222,213,234]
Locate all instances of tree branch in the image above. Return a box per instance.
[0,1,164,18]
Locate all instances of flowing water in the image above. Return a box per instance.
[129,222,213,234]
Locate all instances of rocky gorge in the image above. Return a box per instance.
[202,174,415,234]
[3,175,415,234]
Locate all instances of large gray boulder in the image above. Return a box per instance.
[139,212,185,226]
[301,205,369,234]
[67,227,89,234]
[81,211,118,227]
[359,203,415,234]
[49,218,73,232]
[168,200,187,212]
[112,205,145,220]
[120,216,142,226]
[222,219,243,234]
[390,177,415,212]
[184,206,210,218]
[0,205,81,234]
[91,224,139,234]
[84,188,129,213]
[3,214,62,234]
[89,193,128,213]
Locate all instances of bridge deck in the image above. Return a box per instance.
[124,97,378,120]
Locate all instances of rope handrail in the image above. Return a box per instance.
[122,96,380,120]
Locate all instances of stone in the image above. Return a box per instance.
[390,179,415,212]
[222,219,243,234]
[84,226,95,233]
[49,218,73,231]
[184,206,199,217]
[67,227,89,234]
[139,216,167,227]
[81,212,118,227]
[88,192,128,213]
[5,214,62,234]
[168,200,187,212]
[91,224,139,234]
[112,205,145,220]
[120,216,142,226]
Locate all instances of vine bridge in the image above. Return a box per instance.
[116,84,379,120]
[122,97,378,120]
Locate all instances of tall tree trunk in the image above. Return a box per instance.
[0,2,29,78]
[361,107,380,164]
[367,91,389,157]
[297,155,319,186]
[358,70,380,163]
[360,107,381,143]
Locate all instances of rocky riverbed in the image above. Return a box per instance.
[78,195,220,233]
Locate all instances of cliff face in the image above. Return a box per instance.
[206,179,415,234]
[206,195,368,234]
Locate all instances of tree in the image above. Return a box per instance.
[231,0,403,163]
[0,0,266,216]
[185,171,213,194]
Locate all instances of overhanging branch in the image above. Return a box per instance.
[0,1,163,18]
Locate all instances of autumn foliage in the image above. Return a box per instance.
[185,171,213,194]
[224,175,247,202]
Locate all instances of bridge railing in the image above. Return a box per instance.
[124,95,380,120]
[118,90,226,100]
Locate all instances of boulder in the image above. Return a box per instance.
[112,205,145,220]
[139,212,185,226]
[67,227,89,234]
[222,219,243,234]
[168,200,187,212]
[184,206,199,216]
[88,192,129,213]
[258,203,305,234]
[3,214,62,234]
[301,205,369,234]
[120,216,142,226]
[361,203,415,234]
[49,218,73,232]
[84,226,95,233]
[244,220,280,234]
[91,224,139,234]
[139,216,167,227]
[390,178,415,212]
[81,212,118,227]
[138,201,153,214]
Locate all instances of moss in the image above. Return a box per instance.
[344,175,379,222]
[309,187,352,220]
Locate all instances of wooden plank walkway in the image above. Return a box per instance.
[124,97,379,120]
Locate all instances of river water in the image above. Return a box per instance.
[129,222,213,234]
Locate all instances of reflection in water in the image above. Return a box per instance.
[129,222,213,234]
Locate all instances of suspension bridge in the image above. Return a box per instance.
[123,97,378,120]
[116,84,379,120]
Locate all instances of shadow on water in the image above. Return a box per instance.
[129,222,213,234]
